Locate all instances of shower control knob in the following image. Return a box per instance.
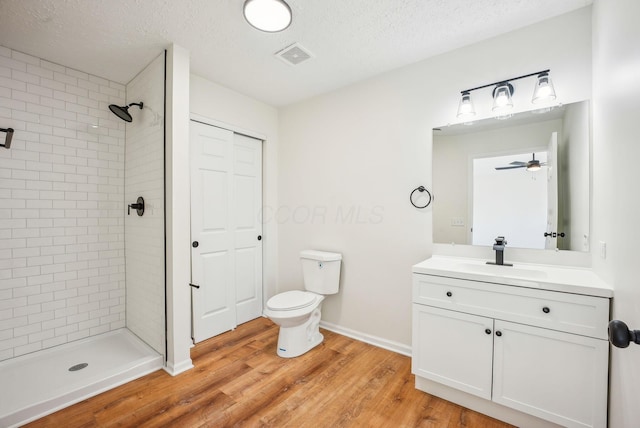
[192,241,199,248]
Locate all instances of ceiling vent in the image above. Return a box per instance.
[275,43,313,66]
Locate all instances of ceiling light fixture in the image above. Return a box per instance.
[243,0,292,33]
[526,156,542,171]
[456,69,557,120]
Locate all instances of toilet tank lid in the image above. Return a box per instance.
[300,250,342,261]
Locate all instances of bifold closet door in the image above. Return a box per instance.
[190,121,263,343]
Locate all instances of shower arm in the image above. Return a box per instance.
[1,127,14,149]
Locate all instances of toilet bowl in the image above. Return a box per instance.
[264,250,342,358]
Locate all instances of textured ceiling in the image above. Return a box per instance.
[0,0,592,106]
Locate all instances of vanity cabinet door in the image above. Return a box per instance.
[412,305,494,400]
[492,320,608,428]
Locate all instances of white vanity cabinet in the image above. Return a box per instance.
[412,257,612,428]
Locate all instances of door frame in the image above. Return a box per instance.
[188,113,268,334]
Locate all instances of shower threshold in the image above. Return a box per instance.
[0,328,163,427]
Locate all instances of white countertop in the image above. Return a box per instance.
[413,255,613,298]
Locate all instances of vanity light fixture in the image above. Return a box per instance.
[243,0,292,32]
[456,69,556,120]
[456,91,476,119]
[532,71,557,104]
[492,82,514,120]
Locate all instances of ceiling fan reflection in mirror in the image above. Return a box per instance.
[495,153,546,171]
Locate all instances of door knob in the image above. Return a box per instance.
[608,320,640,348]
[192,241,199,248]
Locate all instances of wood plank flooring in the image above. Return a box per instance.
[26,318,515,428]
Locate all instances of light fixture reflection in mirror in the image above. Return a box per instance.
[432,100,590,252]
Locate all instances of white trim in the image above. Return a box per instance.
[189,112,267,141]
[163,359,194,376]
[319,321,412,357]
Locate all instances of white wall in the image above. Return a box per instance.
[164,44,193,375]
[125,53,165,356]
[278,7,592,347]
[0,46,127,361]
[561,101,590,251]
[189,74,279,304]
[591,0,640,427]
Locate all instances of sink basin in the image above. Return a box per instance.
[413,256,613,298]
[455,263,548,280]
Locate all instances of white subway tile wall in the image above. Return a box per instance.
[0,47,126,361]
[125,53,166,356]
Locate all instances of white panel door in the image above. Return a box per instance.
[190,122,236,342]
[233,134,263,325]
[412,304,494,400]
[492,320,608,428]
[190,121,263,343]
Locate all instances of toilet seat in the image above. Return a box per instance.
[267,290,317,311]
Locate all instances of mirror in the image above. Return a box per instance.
[433,100,590,252]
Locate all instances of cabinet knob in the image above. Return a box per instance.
[542,306,550,314]
[446,291,452,297]
[495,331,502,337]
[192,241,199,248]
[485,328,492,335]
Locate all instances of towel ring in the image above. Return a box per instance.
[410,186,432,209]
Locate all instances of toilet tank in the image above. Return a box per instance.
[300,250,342,295]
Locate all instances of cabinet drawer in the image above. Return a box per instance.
[413,274,610,339]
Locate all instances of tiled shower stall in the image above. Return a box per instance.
[0,46,166,425]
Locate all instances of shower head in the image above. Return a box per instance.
[108,102,143,122]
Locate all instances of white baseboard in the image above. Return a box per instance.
[319,321,412,357]
[163,359,194,376]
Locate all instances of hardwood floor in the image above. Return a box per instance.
[26,318,514,427]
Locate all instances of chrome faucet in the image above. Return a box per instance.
[487,236,512,266]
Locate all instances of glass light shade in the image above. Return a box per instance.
[532,72,556,104]
[492,83,514,112]
[456,92,476,118]
[243,0,292,32]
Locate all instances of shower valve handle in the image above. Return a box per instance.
[127,197,145,216]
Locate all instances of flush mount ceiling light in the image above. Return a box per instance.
[456,69,557,120]
[243,0,292,32]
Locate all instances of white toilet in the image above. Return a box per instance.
[264,250,342,358]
